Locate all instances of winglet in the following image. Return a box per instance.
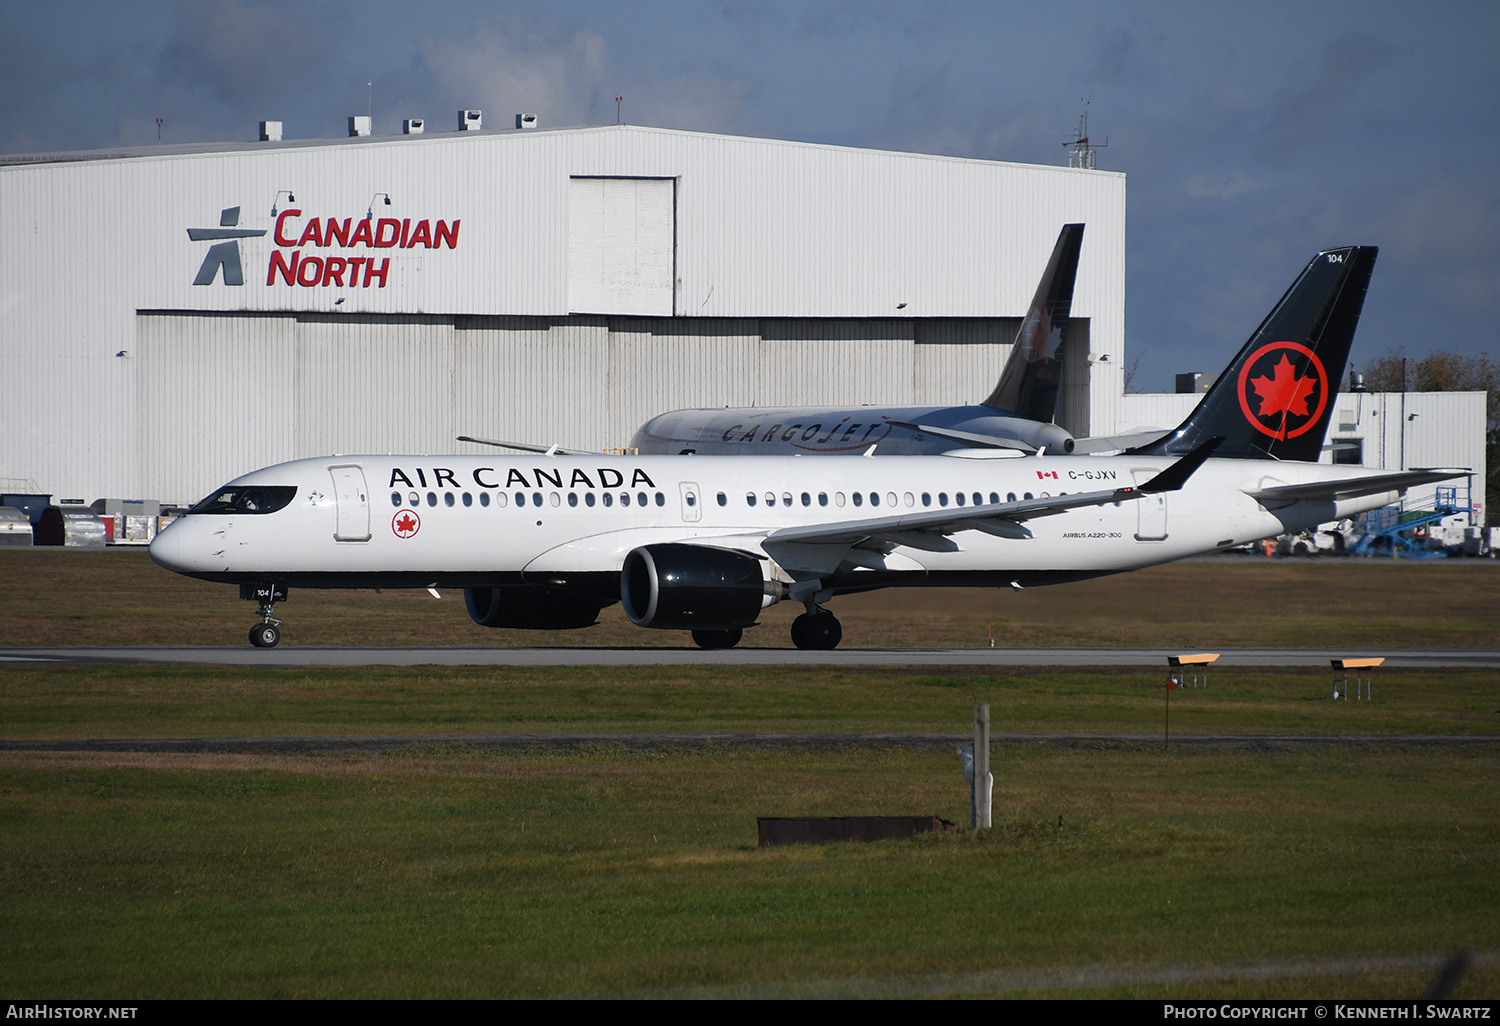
[1139,436,1223,493]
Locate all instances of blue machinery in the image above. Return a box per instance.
[1348,481,1473,558]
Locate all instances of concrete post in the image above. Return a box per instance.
[974,702,992,829]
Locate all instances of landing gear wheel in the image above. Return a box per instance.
[791,612,842,650]
[249,623,281,648]
[692,627,743,649]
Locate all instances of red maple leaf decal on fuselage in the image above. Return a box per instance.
[1250,355,1316,436]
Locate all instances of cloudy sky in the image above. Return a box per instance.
[3,0,1497,390]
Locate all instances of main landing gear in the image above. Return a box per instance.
[242,583,287,648]
[790,607,842,651]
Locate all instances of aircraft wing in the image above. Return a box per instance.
[1245,468,1469,504]
[767,438,1221,547]
[456,435,595,456]
[888,421,1037,453]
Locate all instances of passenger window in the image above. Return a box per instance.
[903,492,913,507]
[567,493,577,507]
[801,492,811,507]
[685,493,696,507]
[921,492,931,507]
[391,492,402,507]
[444,493,455,507]
[585,493,596,507]
[532,492,542,506]
[972,492,982,506]
[782,492,792,507]
[603,493,614,507]
[426,492,437,507]
[655,492,665,507]
[717,492,727,506]
[480,492,491,507]
[818,493,828,507]
[1024,492,1033,500]
[887,492,898,507]
[620,493,631,507]
[955,493,965,506]
[869,492,879,506]
[638,492,648,506]
[747,492,757,507]
[989,492,999,505]
[1007,492,1016,502]
[515,492,526,507]
[550,493,561,507]
[408,491,420,507]
[938,492,948,507]
[462,492,473,507]
[496,493,508,508]
[835,492,845,507]
[765,492,775,506]
[852,492,863,507]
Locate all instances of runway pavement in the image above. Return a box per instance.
[2,645,1497,667]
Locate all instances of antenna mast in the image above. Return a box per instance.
[1065,67,1108,169]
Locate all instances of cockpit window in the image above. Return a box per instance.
[189,485,297,515]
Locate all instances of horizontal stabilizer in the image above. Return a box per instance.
[1071,430,1171,454]
[1246,468,1469,504]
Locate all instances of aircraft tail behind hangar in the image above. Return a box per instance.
[1130,246,1378,463]
[981,222,1085,422]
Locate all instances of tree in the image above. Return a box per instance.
[1358,350,1498,525]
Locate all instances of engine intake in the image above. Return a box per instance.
[464,586,601,630]
[621,543,770,630]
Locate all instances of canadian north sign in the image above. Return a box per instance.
[188,205,461,289]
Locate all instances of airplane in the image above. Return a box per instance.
[148,245,1467,651]
[464,224,1087,459]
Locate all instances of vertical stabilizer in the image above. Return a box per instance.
[981,223,1085,419]
[1130,246,1377,462]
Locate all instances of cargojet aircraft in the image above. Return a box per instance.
[462,223,1087,459]
[149,246,1465,650]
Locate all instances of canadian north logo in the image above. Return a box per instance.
[1236,341,1329,440]
[187,207,266,286]
[188,203,461,288]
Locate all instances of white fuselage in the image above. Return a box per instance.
[149,451,1400,599]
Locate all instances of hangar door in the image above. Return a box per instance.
[568,177,675,316]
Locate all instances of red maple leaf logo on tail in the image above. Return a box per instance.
[1249,355,1317,438]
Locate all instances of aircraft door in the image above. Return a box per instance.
[1131,469,1167,541]
[329,464,372,542]
[679,482,702,522]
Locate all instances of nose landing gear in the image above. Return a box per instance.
[241,583,287,648]
[249,619,281,648]
[790,606,842,650]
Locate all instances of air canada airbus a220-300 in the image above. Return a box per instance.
[150,246,1465,650]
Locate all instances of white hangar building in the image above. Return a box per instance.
[0,123,1127,505]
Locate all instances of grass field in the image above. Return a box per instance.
[2,743,1496,998]
[2,548,1499,649]
[4,550,1497,998]
[2,661,1498,998]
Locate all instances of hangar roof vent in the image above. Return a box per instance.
[459,109,483,131]
[259,120,282,142]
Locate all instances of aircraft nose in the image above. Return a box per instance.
[148,520,185,571]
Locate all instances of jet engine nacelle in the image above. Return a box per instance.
[464,586,601,630]
[621,543,775,630]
